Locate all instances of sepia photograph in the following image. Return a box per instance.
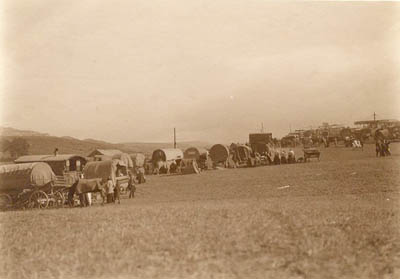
[0,1,399,278]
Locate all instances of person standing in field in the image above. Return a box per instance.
[128,171,136,198]
[359,137,364,151]
[114,182,121,204]
[137,167,146,184]
[383,140,391,156]
[376,141,381,157]
[106,177,114,204]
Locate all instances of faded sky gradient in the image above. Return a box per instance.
[1,1,400,143]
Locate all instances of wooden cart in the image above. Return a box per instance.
[0,163,64,210]
[303,148,321,162]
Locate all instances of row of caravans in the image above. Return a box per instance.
[0,151,147,209]
[280,120,400,148]
[0,136,278,210]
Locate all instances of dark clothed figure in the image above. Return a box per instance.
[383,141,391,156]
[114,185,120,204]
[379,143,386,157]
[128,173,136,199]
[376,142,381,157]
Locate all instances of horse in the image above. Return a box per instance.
[68,178,106,207]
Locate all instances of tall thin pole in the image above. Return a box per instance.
[174,128,176,148]
[373,112,376,122]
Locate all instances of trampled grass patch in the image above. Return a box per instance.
[0,144,399,279]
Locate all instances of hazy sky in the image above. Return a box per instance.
[1,1,399,143]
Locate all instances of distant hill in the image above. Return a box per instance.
[0,127,212,158]
[0,127,50,137]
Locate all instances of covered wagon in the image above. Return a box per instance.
[230,144,258,167]
[0,162,63,210]
[184,147,212,170]
[129,153,146,183]
[209,144,233,168]
[15,154,87,188]
[152,148,183,174]
[83,159,129,196]
[303,148,321,162]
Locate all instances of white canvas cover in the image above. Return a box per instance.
[83,160,118,184]
[0,162,56,191]
[152,149,183,162]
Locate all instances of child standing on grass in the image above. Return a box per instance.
[106,177,114,204]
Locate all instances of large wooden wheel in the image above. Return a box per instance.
[29,190,49,209]
[49,191,65,208]
[0,194,12,210]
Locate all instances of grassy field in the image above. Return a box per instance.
[0,144,399,279]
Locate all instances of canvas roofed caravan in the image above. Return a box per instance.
[0,163,56,191]
[230,144,254,167]
[2,2,399,278]
[83,160,119,184]
[184,147,212,170]
[209,144,230,167]
[183,147,208,160]
[83,159,129,192]
[152,148,183,162]
[14,154,87,175]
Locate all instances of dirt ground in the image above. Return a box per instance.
[0,144,399,279]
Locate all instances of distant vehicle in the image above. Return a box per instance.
[82,159,129,199]
[0,162,63,210]
[354,119,400,142]
[184,147,212,170]
[249,133,273,154]
[152,148,183,174]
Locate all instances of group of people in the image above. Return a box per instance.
[272,149,297,165]
[105,171,138,204]
[376,140,391,157]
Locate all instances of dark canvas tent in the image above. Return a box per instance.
[0,163,56,191]
[209,144,230,164]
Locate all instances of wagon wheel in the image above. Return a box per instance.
[0,194,12,210]
[29,190,49,209]
[49,191,65,208]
